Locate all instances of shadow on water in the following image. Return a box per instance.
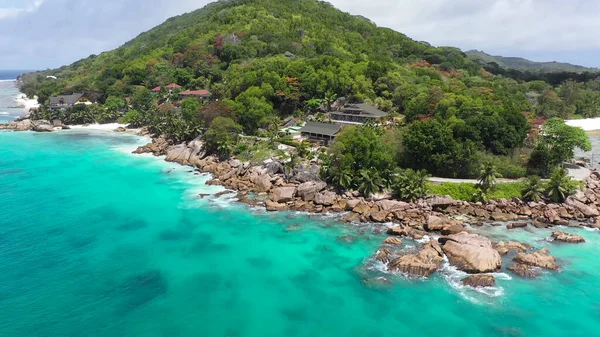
[115,219,148,232]
[185,232,230,256]
[116,270,168,313]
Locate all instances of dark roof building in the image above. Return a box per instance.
[49,93,85,110]
[300,121,342,145]
[330,103,388,125]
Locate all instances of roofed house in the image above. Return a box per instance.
[153,83,182,94]
[300,121,342,145]
[330,103,388,125]
[49,93,88,110]
[180,89,211,101]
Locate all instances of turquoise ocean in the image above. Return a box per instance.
[2,84,600,336]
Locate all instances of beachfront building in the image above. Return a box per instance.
[300,121,342,145]
[180,89,211,101]
[49,93,90,110]
[330,103,388,125]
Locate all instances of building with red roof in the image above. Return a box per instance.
[180,89,211,100]
[152,86,161,92]
[166,83,182,89]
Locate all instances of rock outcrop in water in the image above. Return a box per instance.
[551,230,585,243]
[494,241,532,256]
[438,232,502,274]
[513,248,559,270]
[461,274,496,288]
[387,240,444,278]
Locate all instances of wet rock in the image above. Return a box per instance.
[375,248,393,263]
[507,222,527,230]
[340,212,360,223]
[513,248,559,270]
[361,276,393,289]
[532,219,549,229]
[370,211,390,223]
[438,232,502,274]
[388,240,444,278]
[461,274,496,288]
[441,224,465,235]
[114,126,127,132]
[61,125,71,130]
[508,263,542,278]
[383,237,402,246]
[352,201,371,215]
[270,187,296,203]
[4,119,32,131]
[31,119,53,132]
[265,200,289,212]
[494,241,531,256]
[387,226,408,236]
[491,212,518,222]
[551,230,585,244]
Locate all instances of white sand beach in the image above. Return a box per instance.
[565,118,600,131]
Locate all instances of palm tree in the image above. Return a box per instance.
[521,176,545,202]
[545,167,577,203]
[478,162,502,192]
[329,168,353,192]
[356,169,384,199]
[392,169,430,202]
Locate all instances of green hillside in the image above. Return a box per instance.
[466,50,598,73]
[17,0,599,180]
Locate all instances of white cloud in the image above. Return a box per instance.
[327,0,600,53]
[0,0,44,19]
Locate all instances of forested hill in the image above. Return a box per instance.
[17,0,600,180]
[20,0,482,105]
[466,50,598,73]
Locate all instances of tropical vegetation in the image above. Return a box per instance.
[17,0,595,200]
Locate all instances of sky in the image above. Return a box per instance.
[0,0,599,70]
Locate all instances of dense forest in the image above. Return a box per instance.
[17,0,595,190]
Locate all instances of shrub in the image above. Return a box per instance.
[429,182,523,201]
[476,153,526,179]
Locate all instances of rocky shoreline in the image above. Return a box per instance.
[4,123,600,288]
[131,133,600,287]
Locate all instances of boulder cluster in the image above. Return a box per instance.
[0,118,69,132]
[131,137,596,287]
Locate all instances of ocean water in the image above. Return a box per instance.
[1,129,600,337]
[0,78,30,124]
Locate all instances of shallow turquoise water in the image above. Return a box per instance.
[1,130,600,337]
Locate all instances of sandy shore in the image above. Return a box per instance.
[566,118,600,131]
[68,123,128,131]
